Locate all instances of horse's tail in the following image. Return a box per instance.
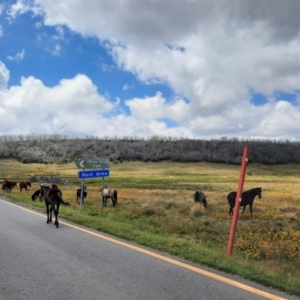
[227,192,236,204]
[50,188,70,206]
[58,193,70,206]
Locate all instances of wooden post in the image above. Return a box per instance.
[227,147,249,256]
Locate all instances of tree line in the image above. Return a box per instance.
[0,134,299,165]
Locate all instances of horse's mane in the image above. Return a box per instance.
[244,187,261,194]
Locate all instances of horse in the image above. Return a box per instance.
[100,186,118,207]
[19,181,31,192]
[193,190,207,208]
[38,185,70,228]
[76,189,87,203]
[31,183,58,202]
[227,187,262,216]
[10,181,17,189]
[2,180,13,193]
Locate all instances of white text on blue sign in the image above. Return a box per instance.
[78,169,110,179]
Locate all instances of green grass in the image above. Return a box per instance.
[1,159,300,297]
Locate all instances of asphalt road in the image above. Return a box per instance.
[0,198,298,300]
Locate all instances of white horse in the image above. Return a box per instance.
[100,186,118,207]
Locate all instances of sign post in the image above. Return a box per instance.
[76,158,110,214]
[100,177,104,215]
[227,147,249,256]
[79,169,85,213]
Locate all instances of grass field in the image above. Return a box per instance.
[1,159,300,297]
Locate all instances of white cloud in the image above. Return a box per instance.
[122,83,133,91]
[125,92,190,123]
[0,61,9,89]
[7,0,32,19]
[7,49,25,62]
[4,0,300,139]
[0,64,117,135]
[0,4,4,15]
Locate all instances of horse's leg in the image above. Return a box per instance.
[242,205,246,214]
[54,204,59,228]
[229,205,233,216]
[46,203,50,224]
[49,205,53,223]
[249,203,253,216]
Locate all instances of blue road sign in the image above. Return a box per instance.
[78,169,110,179]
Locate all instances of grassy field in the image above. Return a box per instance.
[1,159,300,297]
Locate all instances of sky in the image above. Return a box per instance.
[0,0,300,140]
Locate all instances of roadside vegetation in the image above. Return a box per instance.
[0,159,300,297]
[1,134,300,165]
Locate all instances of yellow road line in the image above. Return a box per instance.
[1,199,288,300]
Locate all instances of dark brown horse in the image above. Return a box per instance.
[2,180,13,192]
[193,190,207,208]
[35,185,70,228]
[100,186,118,207]
[227,187,262,216]
[19,181,31,192]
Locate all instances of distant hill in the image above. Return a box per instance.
[0,134,299,165]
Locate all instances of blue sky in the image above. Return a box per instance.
[1,0,300,140]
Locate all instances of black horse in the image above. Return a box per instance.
[42,185,70,228]
[227,187,262,216]
[76,189,87,203]
[193,190,207,208]
[32,184,68,228]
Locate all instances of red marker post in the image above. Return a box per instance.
[227,146,249,256]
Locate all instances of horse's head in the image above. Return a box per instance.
[100,186,108,192]
[256,187,262,199]
[27,181,31,187]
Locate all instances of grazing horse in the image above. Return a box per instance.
[193,190,207,208]
[19,181,31,192]
[38,185,70,228]
[31,189,42,201]
[227,187,262,216]
[100,186,118,207]
[76,189,87,203]
[2,180,13,192]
